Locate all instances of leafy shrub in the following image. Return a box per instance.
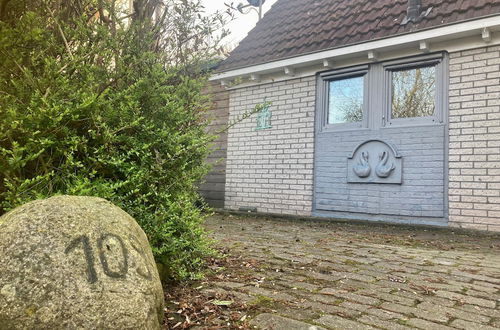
[0,0,228,281]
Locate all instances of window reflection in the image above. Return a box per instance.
[392,66,436,118]
[328,76,364,124]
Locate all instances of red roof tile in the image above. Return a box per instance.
[219,0,500,72]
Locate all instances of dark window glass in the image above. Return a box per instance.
[328,76,364,124]
[391,66,436,118]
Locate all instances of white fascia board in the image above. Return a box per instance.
[210,16,500,81]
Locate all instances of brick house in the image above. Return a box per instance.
[205,0,500,232]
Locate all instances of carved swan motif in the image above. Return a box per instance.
[353,152,371,178]
[376,151,396,178]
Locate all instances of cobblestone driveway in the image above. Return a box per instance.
[205,214,500,330]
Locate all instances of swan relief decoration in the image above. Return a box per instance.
[347,139,402,184]
[353,151,371,178]
[375,151,395,178]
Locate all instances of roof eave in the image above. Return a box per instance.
[211,14,500,82]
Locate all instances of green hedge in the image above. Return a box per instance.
[0,0,223,281]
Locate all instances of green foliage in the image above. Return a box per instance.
[0,0,228,281]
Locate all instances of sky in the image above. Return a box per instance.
[200,0,278,47]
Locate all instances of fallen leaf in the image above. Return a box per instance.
[212,300,234,306]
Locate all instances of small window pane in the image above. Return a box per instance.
[391,66,436,118]
[328,76,364,124]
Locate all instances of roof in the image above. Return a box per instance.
[218,0,500,72]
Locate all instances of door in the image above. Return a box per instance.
[313,53,448,224]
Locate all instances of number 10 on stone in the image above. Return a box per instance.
[65,233,129,283]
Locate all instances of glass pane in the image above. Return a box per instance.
[328,76,364,124]
[392,66,436,118]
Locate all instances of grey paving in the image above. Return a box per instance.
[205,214,500,330]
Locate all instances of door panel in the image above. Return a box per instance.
[313,54,448,221]
[314,125,445,217]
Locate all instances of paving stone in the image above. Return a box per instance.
[273,251,315,264]
[404,279,463,293]
[329,271,376,283]
[380,302,450,323]
[407,318,455,330]
[334,279,373,291]
[417,270,475,285]
[357,269,391,280]
[273,306,327,324]
[341,256,380,265]
[461,288,499,300]
[468,282,500,293]
[298,270,344,282]
[451,270,500,284]
[433,258,461,266]
[232,291,255,304]
[281,281,319,292]
[301,301,363,319]
[305,293,349,307]
[244,286,297,302]
[416,295,459,308]
[364,307,405,320]
[472,280,500,290]
[315,260,351,272]
[319,288,380,305]
[315,314,378,330]
[213,281,248,289]
[338,301,371,313]
[357,314,414,330]
[251,313,327,330]
[372,279,413,291]
[358,291,417,306]
[450,318,500,330]
[456,304,500,319]
[435,290,497,308]
[416,301,491,324]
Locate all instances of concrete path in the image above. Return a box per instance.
[205,214,500,330]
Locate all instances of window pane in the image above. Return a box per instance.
[328,76,364,124]
[392,66,436,118]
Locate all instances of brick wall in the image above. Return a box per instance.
[225,76,315,215]
[449,46,500,232]
[199,82,229,208]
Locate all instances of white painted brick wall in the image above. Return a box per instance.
[449,46,500,232]
[225,76,315,216]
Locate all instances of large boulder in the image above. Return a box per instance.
[0,196,164,329]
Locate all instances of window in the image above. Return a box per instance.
[328,76,364,124]
[385,57,443,125]
[391,65,436,118]
[318,66,368,130]
[317,54,446,130]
